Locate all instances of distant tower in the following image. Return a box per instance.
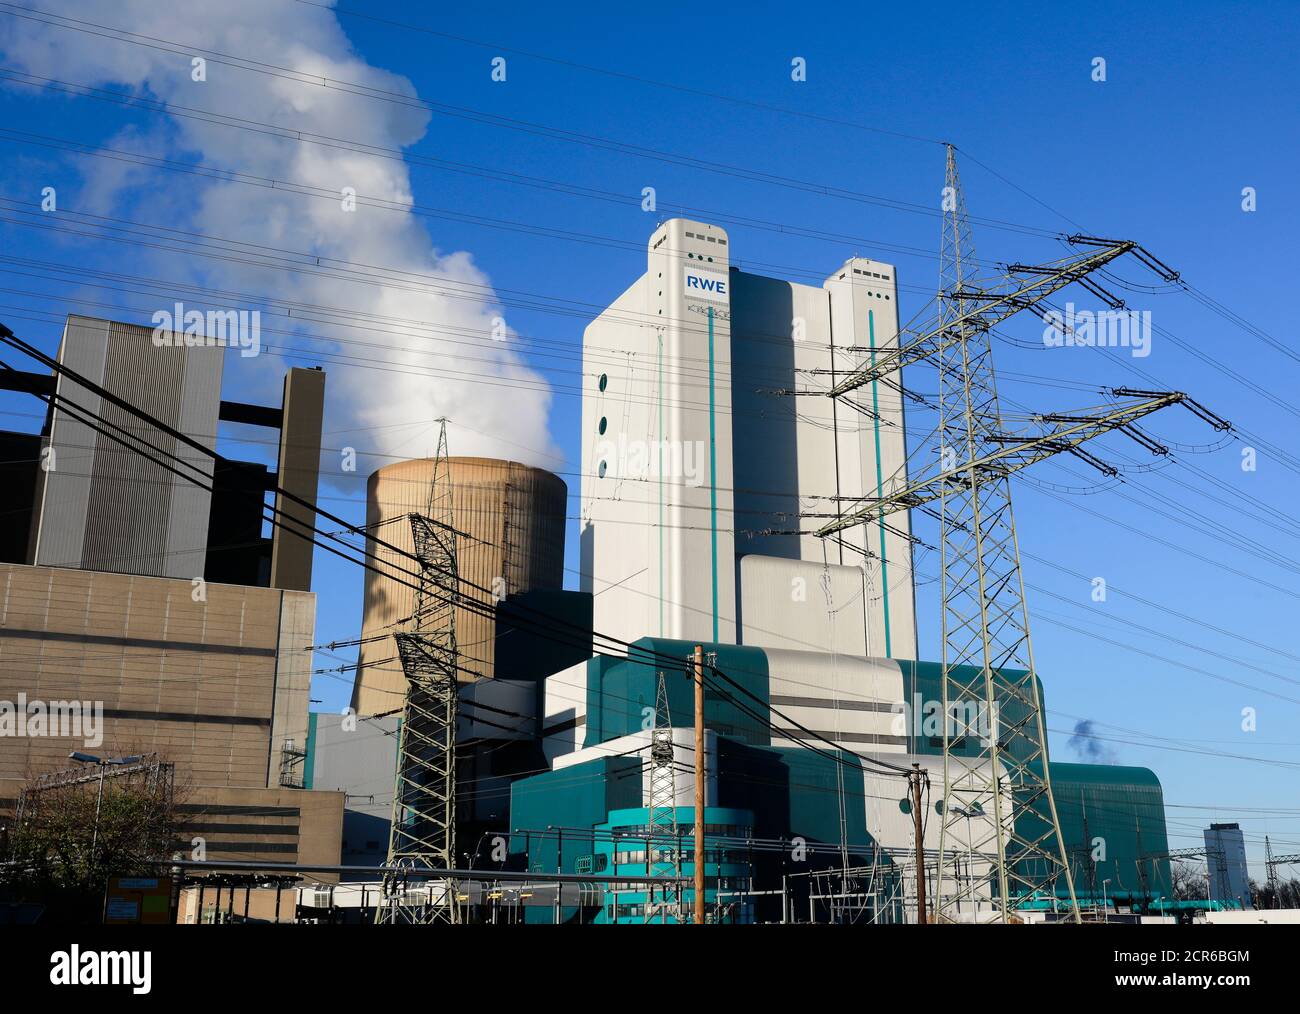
[1204,823,1252,908]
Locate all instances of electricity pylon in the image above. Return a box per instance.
[931,144,1074,923]
[819,145,1227,922]
[1145,846,1228,905]
[378,420,461,924]
[644,672,682,923]
[1264,837,1300,907]
[828,241,1141,400]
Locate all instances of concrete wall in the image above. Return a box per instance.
[580,226,916,658]
[1207,909,1300,924]
[821,260,916,660]
[581,219,737,646]
[765,648,907,753]
[738,554,869,655]
[542,660,588,763]
[0,562,313,793]
[177,784,343,869]
[269,366,325,592]
[309,712,397,869]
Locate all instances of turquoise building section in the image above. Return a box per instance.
[506,734,905,922]
[303,710,317,790]
[583,637,771,748]
[593,806,755,923]
[897,658,1042,768]
[508,755,642,873]
[715,740,873,857]
[899,658,1173,903]
[507,641,1175,915]
[1051,762,1172,904]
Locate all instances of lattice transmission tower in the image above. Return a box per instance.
[816,146,1229,923]
[377,419,462,924]
[1264,837,1300,907]
[930,144,1078,922]
[644,671,682,923]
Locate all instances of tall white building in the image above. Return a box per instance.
[580,219,917,659]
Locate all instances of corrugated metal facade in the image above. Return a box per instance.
[32,315,223,581]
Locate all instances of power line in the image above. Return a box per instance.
[0,10,1060,239]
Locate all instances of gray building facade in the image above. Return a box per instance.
[30,315,224,580]
[1205,822,1253,909]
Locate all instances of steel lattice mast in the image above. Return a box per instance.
[1264,838,1300,907]
[815,147,1226,922]
[378,419,461,924]
[925,145,1077,922]
[827,241,1137,400]
[1144,846,1228,906]
[644,671,682,923]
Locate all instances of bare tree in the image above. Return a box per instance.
[1170,860,1207,901]
[1252,876,1300,910]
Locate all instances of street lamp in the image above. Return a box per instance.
[68,752,142,857]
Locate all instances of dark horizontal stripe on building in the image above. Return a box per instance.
[180,822,301,837]
[0,627,278,657]
[171,840,298,855]
[542,716,584,735]
[2,798,299,819]
[101,707,270,727]
[771,728,908,746]
[178,803,301,817]
[769,694,896,713]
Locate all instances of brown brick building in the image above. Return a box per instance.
[0,562,342,865]
[0,314,341,868]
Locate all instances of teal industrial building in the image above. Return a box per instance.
[505,638,1172,923]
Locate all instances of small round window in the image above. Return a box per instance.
[598,417,608,435]
[598,374,608,392]
[598,460,607,478]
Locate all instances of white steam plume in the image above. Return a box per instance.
[0,0,561,472]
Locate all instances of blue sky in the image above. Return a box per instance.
[0,0,1296,877]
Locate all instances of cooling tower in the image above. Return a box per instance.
[350,457,566,717]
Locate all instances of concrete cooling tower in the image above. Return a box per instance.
[350,457,566,717]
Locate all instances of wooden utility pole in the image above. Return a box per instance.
[910,763,928,924]
[693,644,706,925]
